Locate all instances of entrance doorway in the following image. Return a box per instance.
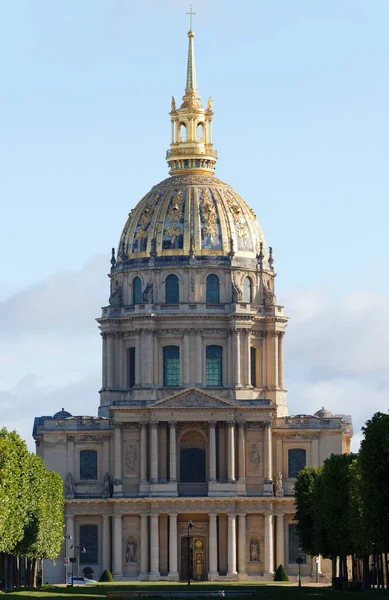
[181,536,205,581]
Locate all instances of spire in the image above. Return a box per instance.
[186,28,197,92]
[166,10,218,176]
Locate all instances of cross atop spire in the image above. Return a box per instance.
[186,5,196,31]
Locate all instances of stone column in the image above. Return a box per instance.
[312,435,320,468]
[140,514,149,579]
[168,513,178,579]
[107,333,114,388]
[169,422,177,482]
[234,329,241,387]
[227,514,237,576]
[145,330,154,385]
[183,329,190,384]
[208,513,218,578]
[113,424,123,496]
[227,421,236,483]
[237,423,246,482]
[245,329,251,386]
[238,513,247,576]
[102,515,111,571]
[135,332,141,385]
[275,514,284,570]
[278,332,284,388]
[196,329,202,384]
[209,421,217,482]
[140,422,148,483]
[67,436,75,483]
[101,333,107,388]
[150,423,159,483]
[271,331,278,389]
[112,515,123,576]
[149,514,160,579]
[264,513,274,575]
[117,333,124,388]
[263,423,273,495]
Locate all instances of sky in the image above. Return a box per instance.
[0,0,388,452]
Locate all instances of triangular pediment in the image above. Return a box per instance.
[150,387,236,409]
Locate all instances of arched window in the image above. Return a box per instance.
[133,277,142,304]
[206,274,220,304]
[288,448,307,478]
[244,277,253,303]
[197,122,204,142]
[179,123,186,142]
[206,345,222,386]
[126,347,135,388]
[180,448,206,482]
[163,346,180,386]
[250,347,256,387]
[80,449,98,480]
[166,274,179,303]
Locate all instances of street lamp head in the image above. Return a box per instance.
[296,556,303,565]
[188,520,194,529]
[81,546,87,553]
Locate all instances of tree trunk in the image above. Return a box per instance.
[362,555,369,590]
[384,552,389,591]
[15,556,20,588]
[32,558,37,588]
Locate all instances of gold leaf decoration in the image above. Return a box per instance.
[164,190,184,244]
[200,188,218,245]
[225,190,248,245]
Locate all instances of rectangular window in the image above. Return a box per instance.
[163,346,180,386]
[206,345,222,386]
[80,525,98,564]
[250,347,256,387]
[288,448,307,478]
[127,347,136,388]
[80,449,98,480]
[288,524,306,565]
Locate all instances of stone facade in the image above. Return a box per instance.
[33,24,352,584]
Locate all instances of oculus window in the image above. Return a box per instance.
[80,525,98,564]
[165,275,179,303]
[206,345,222,386]
[133,277,142,305]
[206,274,220,303]
[288,448,306,478]
[163,346,180,386]
[80,449,98,480]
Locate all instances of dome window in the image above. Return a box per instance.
[163,346,180,387]
[206,274,220,304]
[133,277,142,305]
[206,345,222,386]
[243,277,253,303]
[166,275,179,303]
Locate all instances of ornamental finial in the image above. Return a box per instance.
[269,246,274,271]
[110,247,116,269]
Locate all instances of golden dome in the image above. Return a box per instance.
[118,173,267,263]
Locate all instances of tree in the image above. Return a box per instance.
[294,466,321,556]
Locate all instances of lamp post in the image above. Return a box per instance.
[187,520,194,586]
[69,545,86,585]
[64,533,72,585]
[296,556,303,587]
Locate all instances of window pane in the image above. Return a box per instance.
[80,450,97,480]
[206,274,220,303]
[288,449,306,478]
[250,347,256,387]
[164,346,180,386]
[206,345,222,386]
[166,275,179,303]
[133,277,142,304]
[288,524,306,565]
[127,347,135,388]
[244,277,252,303]
[80,525,98,564]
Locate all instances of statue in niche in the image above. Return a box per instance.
[250,539,260,562]
[126,539,137,562]
[249,444,261,473]
[64,472,74,496]
[102,472,111,497]
[274,470,284,496]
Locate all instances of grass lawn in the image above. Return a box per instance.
[1,583,388,600]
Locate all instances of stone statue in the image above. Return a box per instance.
[171,96,176,111]
[109,285,122,308]
[126,539,137,562]
[102,472,111,497]
[250,539,260,562]
[142,282,153,303]
[64,472,74,496]
[232,280,242,303]
[207,96,213,111]
[274,470,284,496]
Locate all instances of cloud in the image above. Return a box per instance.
[0,261,388,454]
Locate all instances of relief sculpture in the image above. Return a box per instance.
[248,444,261,474]
[125,444,138,476]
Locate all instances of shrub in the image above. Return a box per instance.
[99,569,114,582]
[274,564,289,581]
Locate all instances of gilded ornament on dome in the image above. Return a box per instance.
[164,190,184,244]
[224,190,248,245]
[200,188,218,246]
[134,190,161,247]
